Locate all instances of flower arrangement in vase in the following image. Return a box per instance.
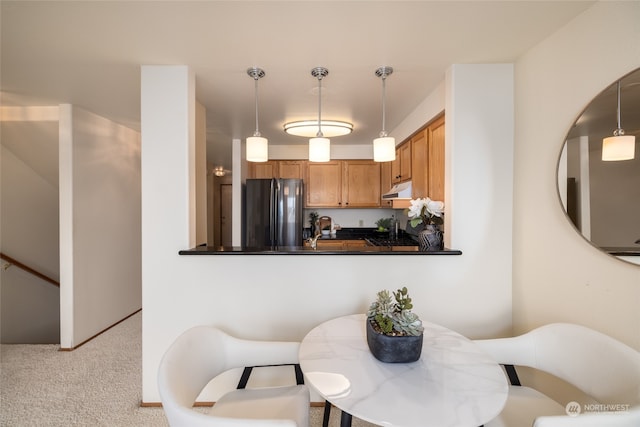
[406,198,444,251]
[366,287,424,363]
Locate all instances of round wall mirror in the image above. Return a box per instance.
[558,68,640,263]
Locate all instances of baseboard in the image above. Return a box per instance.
[59,308,142,351]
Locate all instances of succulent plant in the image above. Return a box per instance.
[375,217,393,231]
[367,287,424,337]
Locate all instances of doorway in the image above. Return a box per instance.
[220,184,232,247]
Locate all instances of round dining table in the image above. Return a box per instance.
[298,314,508,427]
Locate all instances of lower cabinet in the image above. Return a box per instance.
[304,239,369,250]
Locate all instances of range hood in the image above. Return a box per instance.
[382,181,412,199]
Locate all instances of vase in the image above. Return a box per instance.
[417,224,443,251]
[366,319,423,363]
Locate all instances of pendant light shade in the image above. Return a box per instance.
[602,80,635,161]
[309,67,330,162]
[309,137,330,162]
[246,136,268,162]
[373,136,396,161]
[246,67,268,162]
[373,66,396,162]
[602,135,635,161]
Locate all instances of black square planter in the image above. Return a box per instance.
[366,319,423,363]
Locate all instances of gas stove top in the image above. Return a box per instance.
[365,236,418,247]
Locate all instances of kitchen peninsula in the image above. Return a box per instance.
[180,228,462,255]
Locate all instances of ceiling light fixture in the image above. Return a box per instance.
[602,80,635,161]
[212,166,229,177]
[309,67,330,162]
[373,66,396,162]
[246,67,268,162]
[284,120,353,137]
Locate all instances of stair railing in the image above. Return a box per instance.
[0,252,60,287]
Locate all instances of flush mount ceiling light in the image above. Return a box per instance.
[212,166,230,177]
[246,67,268,162]
[309,67,331,162]
[283,120,353,137]
[373,66,396,162]
[602,80,635,161]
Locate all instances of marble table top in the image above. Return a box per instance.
[299,314,508,427]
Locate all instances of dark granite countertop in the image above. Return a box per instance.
[179,245,462,256]
[316,227,388,239]
[179,227,462,255]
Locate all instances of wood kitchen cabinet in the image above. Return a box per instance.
[248,160,305,179]
[426,115,445,202]
[306,160,381,208]
[411,129,429,198]
[248,161,279,179]
[380,161,393,207]
[391,142,411,184]
[409,114,445,202]
[278,161,305,179]
[305,239,369,250]
[343,160,381,207]
[306,161,343,207]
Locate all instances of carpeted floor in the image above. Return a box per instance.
[0,312,376,426]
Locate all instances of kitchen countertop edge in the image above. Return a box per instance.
[179,246,463,255]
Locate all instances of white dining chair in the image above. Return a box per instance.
[474,323,640,427]
[158,325,310,427]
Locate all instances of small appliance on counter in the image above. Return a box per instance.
[318,216,332,236]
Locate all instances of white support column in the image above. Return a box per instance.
[141,65,195,402]
[231,138,243,246]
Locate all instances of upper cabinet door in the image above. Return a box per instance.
[392,143,412,184]
[306,161,343,207]
[427,115,445,202]
[278,161,305,179]
[343,160,381,207]
[411,130,428,198]
[248,161,278,179]
[380,161,393,207]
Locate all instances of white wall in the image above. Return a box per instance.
[512,1,640,350]
[141,64,514,403]
[59,105,141,348]
[1,142,60,343]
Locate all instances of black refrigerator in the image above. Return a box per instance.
[244,178,305,247]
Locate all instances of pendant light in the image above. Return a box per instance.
[246,67,268,162]
[373,66,396,162]
[602,80,635,161]
[309,67,330,162]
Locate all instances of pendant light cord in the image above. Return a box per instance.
[616,80,622,133]
[254,76,260,137]
[317,75,323,137]
[375,66,393,138]
[381,74,387,136]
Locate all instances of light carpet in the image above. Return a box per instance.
[0,312,376,426]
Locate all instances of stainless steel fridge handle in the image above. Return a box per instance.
[270,179,279,246]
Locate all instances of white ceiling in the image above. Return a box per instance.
[1,1,596,172]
